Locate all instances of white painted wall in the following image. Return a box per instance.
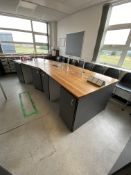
[57,3,103,61]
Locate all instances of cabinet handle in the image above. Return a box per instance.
[70,99,74,106]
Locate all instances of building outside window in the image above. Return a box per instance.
[97,1,131,70]
[0,33,16,53]
[0,15,49,55]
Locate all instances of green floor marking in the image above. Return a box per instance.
[19,91,39,118]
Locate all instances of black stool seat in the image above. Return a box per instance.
[104,68,120,79]
[84,62,94,71]
[92,64,105,74]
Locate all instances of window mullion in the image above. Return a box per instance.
[103,45,124,50]
[118,29,131,67]
[108,23,131,30]
[31,20,36,55]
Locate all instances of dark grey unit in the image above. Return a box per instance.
[41,72,50,99]
[21,64,33,84]
[73,83,115,130]
[78,60,84,68]
[41,74,60,101]
[32,68,43,91]
[109,138,131,175]
[104,68,120,79]
[15,63,25,83]
[60,87,77,130]
[92,64,105,74]
[84,62,94,71]
[49,77,60,101]
[69,59,79,66]
[60,83,116,131]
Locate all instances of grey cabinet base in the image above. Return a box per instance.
[15,63,25,83]
[60,83,116,131]
[41,72,60,101]
[60,87,77,130]
[32,68,43,91]
[49,77,60,102]
[21,64,33,84]
[73,83,115,131]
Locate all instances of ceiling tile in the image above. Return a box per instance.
[18,1,37,10]
[21,0,75,14]
[0,0,19,13]
[34,5,66,21]
[16,6,34,17]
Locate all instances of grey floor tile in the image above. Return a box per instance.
[0,75,131,175]
[0,118,55,175]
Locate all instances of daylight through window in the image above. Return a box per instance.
[97,2,131,70]
[0,15,48,54]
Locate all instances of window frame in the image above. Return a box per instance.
[0,14,49,55]
[96,1,131,70]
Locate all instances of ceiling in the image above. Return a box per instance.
[0,0,119,21]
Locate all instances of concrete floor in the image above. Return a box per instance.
[0,74,131,175]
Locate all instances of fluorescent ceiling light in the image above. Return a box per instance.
[18,1,37,10]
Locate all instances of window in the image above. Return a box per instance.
[109,3,131,25]
[122,50,131,70]
[99,50,122,65]
[0,30,33,43]
[34,35,48,43]
[32,21,47,33]
[104,29,130,45]
[0,15,48,54]
[0,15,31,31]
[97,2,131,70]
[36,45,48,54]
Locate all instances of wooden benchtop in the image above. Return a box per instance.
[15,58,118,98]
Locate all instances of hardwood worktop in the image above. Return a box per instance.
[15,58,118,98]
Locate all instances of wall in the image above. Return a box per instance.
[57,3,103,61]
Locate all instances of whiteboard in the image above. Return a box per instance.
[65,31,84,57]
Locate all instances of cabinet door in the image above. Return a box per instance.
[60,87,77,131]
[15,63,25,83]
[41,72,50,99]
[32,68,43,91]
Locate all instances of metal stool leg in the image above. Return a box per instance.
[0,83,7,100]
